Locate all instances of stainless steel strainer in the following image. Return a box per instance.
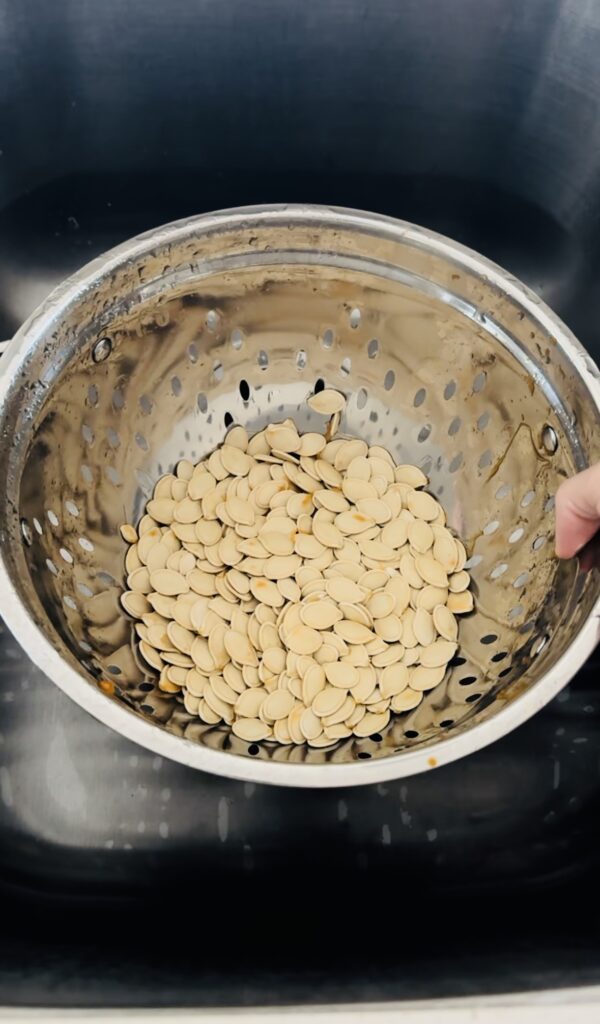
[1,204,599,787]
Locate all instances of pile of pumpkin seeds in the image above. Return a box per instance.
[120,388,473,747]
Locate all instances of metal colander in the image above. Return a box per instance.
[1,205,599,787]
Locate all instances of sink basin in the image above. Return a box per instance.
[2,0,600,1011]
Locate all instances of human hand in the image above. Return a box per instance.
[555,463,600,568]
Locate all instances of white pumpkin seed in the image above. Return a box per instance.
[307,389,346,415]
[446,590,474,614]
[432,604,458,641]
[300,600,343,630]
[232,718,272,741]
[420,639,457,668]
[391,688,423,712]
[410,664,447,691]
[121,389,471,748]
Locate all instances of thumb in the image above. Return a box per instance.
[555,463,600,559]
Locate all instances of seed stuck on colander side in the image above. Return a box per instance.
[119,389,472,747]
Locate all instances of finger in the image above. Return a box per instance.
[555,464,600,559]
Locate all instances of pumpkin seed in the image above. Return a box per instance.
[121,391,471,748]
[307,389,346,415]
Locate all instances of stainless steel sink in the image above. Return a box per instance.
[2,0,600,1011]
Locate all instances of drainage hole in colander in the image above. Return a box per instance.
[367,338,379,359]
[65,500,79,517]
[541,425,559,454]
[112,388,125,410]
[404,730,419,739]
[478,449,492,469]
[349,307,361,328]
[413,387,426,408]
[477,411,490,431]
[465,693,481,703]
[480,634,498,645]
[509,527,525,543]
[384,370,395,391]
[92,336,112,363]
[257,350,269,369]
[449,452,463,473]
[490,563,508,579]
[444,379,457,400]
[448,416,461,436]
[20,519,32,545]
[206,309,220,332]
[495,483,511,500]
[473,371,487,393]
[321,328,334,349]
[458,675,478,686]
[357,752,372,759]
[248,744,260,756]
[340,356,351,377]
[296,350,307,370]
[491,651,508,663]
[224,412,234,428]
[213,361,224,383]
[357,387,368,410]
[418,424,432,443]
[231,329,244,350]
[187,342,199,363]
[96,571,116,586]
